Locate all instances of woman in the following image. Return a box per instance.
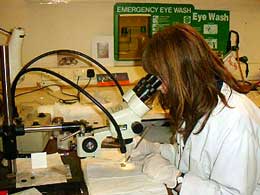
[130,23,260,195]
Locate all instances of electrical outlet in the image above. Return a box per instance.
[74,69,92,81]
[73,69,84,80]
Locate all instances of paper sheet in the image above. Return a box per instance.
[87,175,168,195]
[81,148,167,195]
[16,153,69,188]
[31,152,47,169]
[85,159,143,178]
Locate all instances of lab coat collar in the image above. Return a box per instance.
[211,82,232,117]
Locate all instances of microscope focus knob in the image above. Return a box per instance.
[131,121,144,134]
[82,137,98,153]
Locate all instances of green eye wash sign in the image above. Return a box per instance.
[191,10,230,56]
[114,3,229,61]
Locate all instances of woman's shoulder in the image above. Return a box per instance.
[209,84,260,139]
[214,83,260,119]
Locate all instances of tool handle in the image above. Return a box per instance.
[125,127,150,162]
[134,127,149,149]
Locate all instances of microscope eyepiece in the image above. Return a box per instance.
[134,74,161,102]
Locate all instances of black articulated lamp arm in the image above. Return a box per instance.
[17,67,126,154]
[11,49,124,117]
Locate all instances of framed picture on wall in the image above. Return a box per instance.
[91,35,114,66]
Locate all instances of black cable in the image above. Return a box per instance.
[11,49,123,98]
[77,77,91,102]
[15,84,59,97]
[239,56,249,78]
[45,90,78,105]
[60,88,79,99]
[15,84,80,104]
[18,67,126,153]
[49,77,92,103]
[82,78,91,90]
[226,30,240,52]
[76,76,81,101]
[0,27,11,35]
[11,49,124,115]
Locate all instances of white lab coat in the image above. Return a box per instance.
[174,83,260,195]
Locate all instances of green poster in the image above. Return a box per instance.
[192,10,230,57]
[114,3,229,61]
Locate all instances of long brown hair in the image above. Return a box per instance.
[142,23,247,142]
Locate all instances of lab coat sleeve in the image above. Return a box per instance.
[180,119,259,195]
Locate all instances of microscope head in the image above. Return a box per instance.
[76,74,161,158]
[109,74,161,140]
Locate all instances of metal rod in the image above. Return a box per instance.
[24,125,64,132]
[1,46,13,126]
[24,124,81,133]
[0,45,17,174]
[60,130,81,141]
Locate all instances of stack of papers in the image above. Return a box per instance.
[16,153,69,188]
[81,148,167,195]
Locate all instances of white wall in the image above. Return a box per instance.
[0,0,260,86]
[0,0,115,63]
